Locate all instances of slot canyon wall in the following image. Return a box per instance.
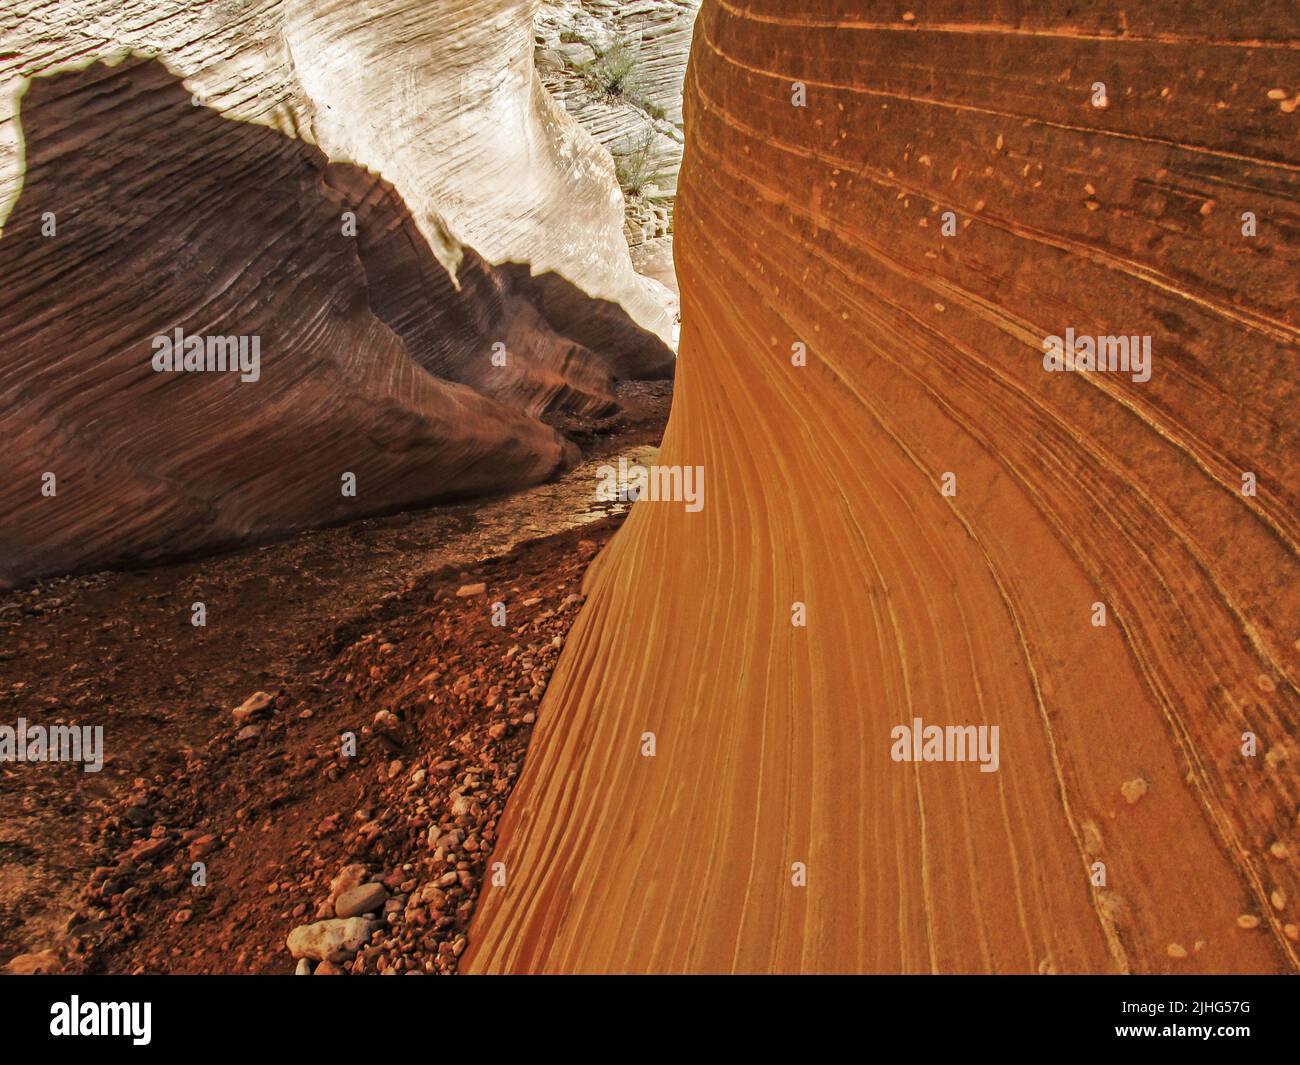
[0,0,674,586]
[465,1,1300,973]
[534,0,702,291]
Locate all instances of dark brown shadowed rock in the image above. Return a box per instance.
[321,164,669,422]
[0,58,607,585]
[0,0,686,588]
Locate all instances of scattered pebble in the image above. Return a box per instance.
[335,883,389,919]
[3,949,62,975]
[232,691,274,725]
[18,515,625,976]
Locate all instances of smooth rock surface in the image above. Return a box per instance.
[0,0,675,344]
[466,1,1300,974]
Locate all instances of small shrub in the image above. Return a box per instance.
[588,36,642,98]
[613,130,660,196]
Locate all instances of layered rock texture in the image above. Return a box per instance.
[535,0,700,291]
[0,1,674,585]
[466,1,1300,972]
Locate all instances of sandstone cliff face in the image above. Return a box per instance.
[0,57,577,584]
[0,1,675,584]
[466,1,1300,973]
[0,0,674,345]
[535,0,700,268]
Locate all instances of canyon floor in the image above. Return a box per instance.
[0,381,670,974]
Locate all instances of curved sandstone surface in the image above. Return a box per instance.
[466,1,1300,972]
[0,1,676,585]
[0,57,580,584]
[0,0,674,347]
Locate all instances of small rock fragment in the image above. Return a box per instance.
[232,691,273,725]
[188,834,219,861]
[1120,777,1148,804]
[287,917,373,962]
[4,949,61,975]
[328,863,368,905]
[335,882,389,918]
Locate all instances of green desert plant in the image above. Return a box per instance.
[582,36,669,123]
[587,36,642,99]
[613,130,660,197]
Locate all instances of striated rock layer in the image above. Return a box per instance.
[466,1,1300,973]
[0,58,569,584]
[535,0,701,255]
[0,1,675,585]
[0,0,674,345]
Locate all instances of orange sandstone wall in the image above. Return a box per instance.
[465,1,1300,973]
